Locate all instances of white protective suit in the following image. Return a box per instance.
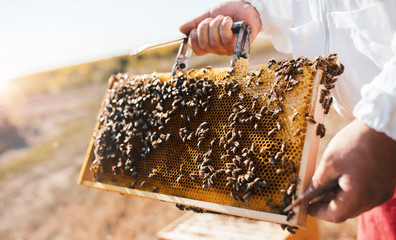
[246,0,396,140]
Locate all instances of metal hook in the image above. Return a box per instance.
[171,36,192,76]
[230,21,251,68]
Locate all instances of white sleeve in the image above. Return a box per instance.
[245,0,294,53]
[353,33,396,140]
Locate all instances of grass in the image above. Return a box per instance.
[0,116,95,181]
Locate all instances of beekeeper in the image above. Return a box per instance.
[180,1,396,239]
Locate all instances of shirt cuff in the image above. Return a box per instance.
[245,0,294,53]
[353,55,396,141]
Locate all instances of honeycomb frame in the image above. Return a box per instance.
[78,56,343,227]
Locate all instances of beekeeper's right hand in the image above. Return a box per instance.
[179,0,262,56]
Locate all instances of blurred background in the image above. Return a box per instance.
[0,0,356,239]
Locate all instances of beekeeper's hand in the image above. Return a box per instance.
[179,0,261,56]
[308,120,396,222]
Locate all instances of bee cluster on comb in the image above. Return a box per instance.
[80,54,344,232]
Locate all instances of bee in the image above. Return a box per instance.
[259,147,266,155]
[253,69,263,79]
[278,91,284,101]
[280,141,286,152]
[152,186,158,192]
[243,191,253,200]
[235,193,245,202]
[281,155,288,167]
[276,121,282,131]
[276,168,286,174]
[230,192,239,202]
[239,92,245,101]
[328,53,337,61]
[140,181,146,188]
[186,132,194,141]
[316,123,326,138]
[274,152,283,161]
[148,169,158,178]
[287,183,296,196]
[293,128,302,137]
[252,101,257,111]
[128,180,137,189]
[286,226,298,234]
[228,113,235,122]
[291,112,299,121]
[305,115,316,124]
[265,198,273,206]
[324,96,333,114]
[269,157,277,166]
[175,203,186,211]
[210,138,217,147]
[197,140,203,148]
[235,131,243,140]
[187,69,196,75]
[250,142,256,152]
[189,172,198,180]
[195,153,202,163]
[268,128,277,137]
[289,161,297,172]
[176,174,184,183]
[286,210,296,221]
[281,224,288,230]
[260,106,267,115]
[290,79,300,86]
[268,59,276,68]
[321,88,330,97]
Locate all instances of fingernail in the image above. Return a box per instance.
[223,16,232,25]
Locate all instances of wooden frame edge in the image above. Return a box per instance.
[80,179,296,226]
[295,70,324,227]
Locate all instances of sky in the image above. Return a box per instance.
[0,0,225,83]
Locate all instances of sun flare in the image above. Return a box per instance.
[0,77,11,104]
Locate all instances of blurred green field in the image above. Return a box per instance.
[0,39,355,240]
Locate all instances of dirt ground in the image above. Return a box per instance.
[0,50,357,240]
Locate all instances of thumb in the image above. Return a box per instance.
[179,12,210,35]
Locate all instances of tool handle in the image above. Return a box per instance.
[283,179,340,212]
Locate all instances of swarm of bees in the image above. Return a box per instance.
[89,54,344,234]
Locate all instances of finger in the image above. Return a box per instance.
[308,178,360,223]
[179,12,210,35]
[197,18,215,53]
[208,15,229,55]
[242,5,263,42]
[189,28,207,56]
[308,193,357,223]
[219,16,236,55]
[310,153,340,190]
[310,189,338,204]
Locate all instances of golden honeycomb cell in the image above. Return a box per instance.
[78,56,344,228]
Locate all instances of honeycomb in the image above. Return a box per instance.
[79,55,344,228]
